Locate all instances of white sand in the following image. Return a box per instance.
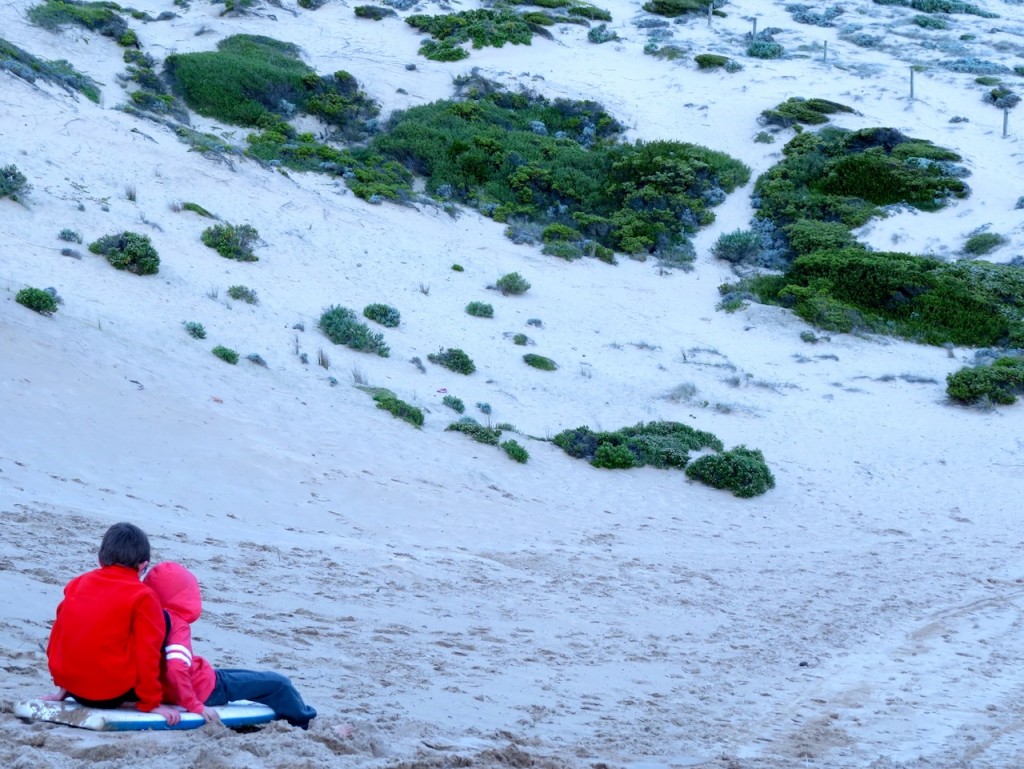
[2,0,1024,766]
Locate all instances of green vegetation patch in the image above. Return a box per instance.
[363,387,424,427]
[642,0,721,17]
[466,301,494,318]
[501,439,529,463]
[946,356,1024,405]
[428,347,476,374]
[553,421,726,471]
[372,87,748,257]
[496,271,531,295]
[354,5,396,19]
[165,35,379,136]
[523,353,557,370]
[872,0,997,18]
[89,231,160,275]
[446,419,502,445]
[760,97,855,128]
[363,303,401,327]
[963,232,1006,256]
[406,9,536,60]
[16,287,59,315]
[212,345,239,364]
[754,127,968,236]
[684,445,776,498]
[0,38,100,102]
[737,249,1024,347]
[319,305,390,356]
[202,223,259,261]
[0,165,30,201]
[27,0,138,47]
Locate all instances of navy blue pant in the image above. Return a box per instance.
[205,669,317,728]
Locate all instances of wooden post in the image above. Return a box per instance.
[909,67,914,100]
[1004,106,1009,138]
[708,3,712,26]
[823,41,828,61]
[752,18,757,38]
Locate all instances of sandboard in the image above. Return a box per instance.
[13,698,275,731]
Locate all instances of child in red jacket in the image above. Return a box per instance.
[144,561,317,729]
[44,523,181,724]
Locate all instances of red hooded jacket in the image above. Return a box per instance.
[47,565,165,712]
[143,562,217,714]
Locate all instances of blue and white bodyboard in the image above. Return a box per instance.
[13,699,275,731]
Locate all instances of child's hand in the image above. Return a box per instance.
[201,706,222,724]
[40,688,68,702]
[151,704,182,725]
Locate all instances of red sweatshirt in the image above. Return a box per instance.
[143,562,217,714]
[47,565,165,712]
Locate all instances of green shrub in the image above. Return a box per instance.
[568,4,612,20]
[784,219,861,255]
[227,284,259,304]
[946,357,1024,405]
[752,249,1024,347]
[165,35,379,134]
[711,229,761,264]
[428,347,476,374]
[319,305,390,356]
[363,303,401,327]
[181,201,215,217]
[354,5,395,19]
[466,301,494,318]
[501,439,529,463]
[89,231,160,275]
[748,40,784,59]
[760,97,855,128]
[27,0,132,45]
[694,53,729,70]
[442,394,466,413]
[754,131,775,144]
[58,228,82,243]
[592,442,637,469]
[212,345,240,364]
[0,38,100,102]
[407,9,536,59]
[642,0,714,16]
[16,287,58,315]
[523,353,557,370]
[587,23,618,43]
[496,271,531,295]
[513,333,529,345]
[553,421,723,470]
[451,263,464,272]
[446,419,501,444]
[963,232,1006,255]
[366,387,424,426]
[0,164,29,200]
[912,13,948,28]
[184,321,207,339]
[685,445,775,497]
[201,223,259,261]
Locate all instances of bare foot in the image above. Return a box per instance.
[334,724,355,739]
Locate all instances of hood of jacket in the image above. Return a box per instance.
[144,561,202,623]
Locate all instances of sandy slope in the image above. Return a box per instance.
[2,0,1024,766]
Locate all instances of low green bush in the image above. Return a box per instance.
[16,287,58,315]
[407,9,535,60]
[963,232,1006,255]
[89,231,160,275]
[748,40,784,59]
[642,0,715,16]
[319,305,390,356]
[366,387,424,426]
[912,13,948,28]
[227,285,259,304]
[523,353,557,370]
[784,219,862,256]
[0,38,100,102]
[760,97,855,128]
[58,228,82,243]
[354,5,396,19]
[587,23,618,43]
[181,201,215,217]
[466,301,494,318]
[446,419,501,444]
[946,357,1024,405]
[442,394,466,413]
[553,421,724,470]
[685,445,776,498]
[27,0,133,46]
[201,223,259,261]
[513,333,529,345]
[0,164,29,200]
[496,271,531,295]
[364,303,401,327]
[501,439,529,463]
[746,249,1024,347]
[212,345,239,364]
[711,229,761,264]
[694,53,729,69]
[165,35,379,136]
[428,347,476,374]
[184,321,207,339]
